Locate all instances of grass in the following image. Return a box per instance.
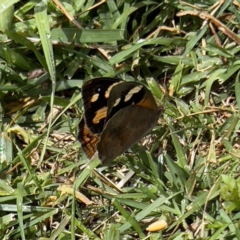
[0,0,240,239]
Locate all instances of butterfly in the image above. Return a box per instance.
[78,77,161,165]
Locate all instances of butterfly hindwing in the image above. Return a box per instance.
[78,117,100,159]
[97,105,160,164]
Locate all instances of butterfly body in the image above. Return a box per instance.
[78,78,161,164]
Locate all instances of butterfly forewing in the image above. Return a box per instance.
[105,82,147,122]
[81,77,121,134]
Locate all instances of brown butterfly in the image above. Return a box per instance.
[78,77,161,165]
